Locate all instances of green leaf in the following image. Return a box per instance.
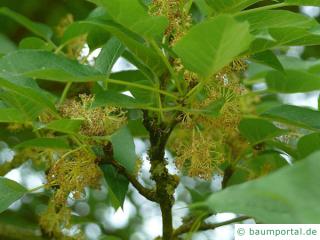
[279,26,320,46]
[0,128,36,148]
[61,20,98,43]
[129,81,155,104]
[85,7,112,50]
[0,211,40,235]
[127,119,149,137]
[0,50,101,82]
[285,0,320,6]
[14,137,70,150]
[122,50,156,81]
[63,20,165,76]
[0,7,52,40]
[45,119,83,134]
[194,0,213,17]
[236,10,317,31]
[251,50,284,71]
[246,55,320,82]
[110,126,136,173]
[239,118,286,144]
[173,15,252,78]
[0,34,16,55]
[250,26,320,53]
[266,140,298,159]
[205,0,262,14]
[101,165,129,209]
[61,7,112,48]
[204,151,320,223]
[108,70,152,91]
[19,37,54,51]
[0,177,27,214]
[187,186,212,204]
[227,152,288,186]
[278,55,320,71]
[0,91,46,120]
[93,90,146,109]
[297,133,320,159]
[266,70,320,93]
[0,108,25,123]
[0,72,40,88]
[90,0,168,38]
[0,76,56,114]
[262,105,320,130]
[95,37,125,76]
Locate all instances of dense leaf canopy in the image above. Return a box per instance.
[1,0,320,239]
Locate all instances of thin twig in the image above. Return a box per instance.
[173,216,252,237]
[104,78,179,99]
[104,158,157,202]
[59,81,72,105]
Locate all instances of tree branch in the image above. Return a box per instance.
[173,216,252,237]
[143,111,181,240]
[104,158,157,202]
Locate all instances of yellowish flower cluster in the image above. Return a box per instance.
[172,72,257,179]
[40,148,101,238]
[55,14,74,38]
[175,130,224,180]
[59,94,126,136]
[39,200,72,238]
[47,148,101,204]
[55,14,86,59]
[150,0,192,44]
[37,94,127,237]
